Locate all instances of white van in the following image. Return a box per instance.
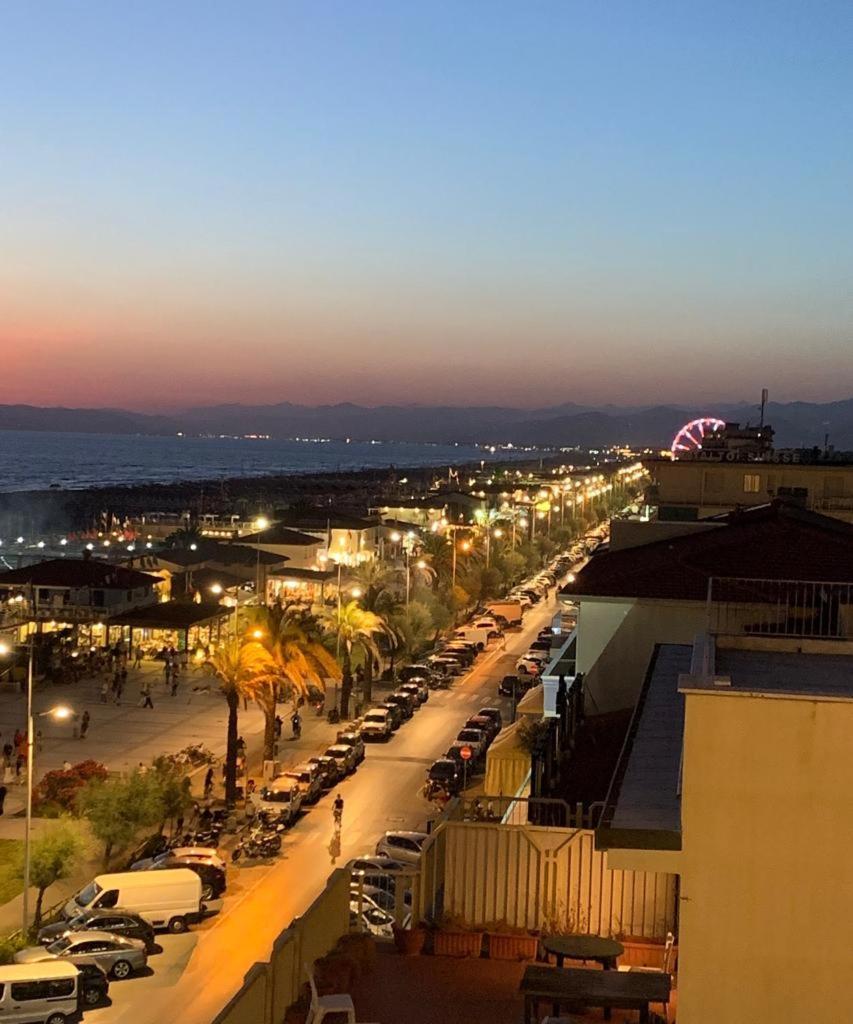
[453,626,490,650]
[64,868,202,933]
[0,961,79,1024]
[485,600,524,626]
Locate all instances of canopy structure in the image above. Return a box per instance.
[516,683,545,718]
[484,720,532,798]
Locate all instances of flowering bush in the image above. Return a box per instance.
[34,759,109,816]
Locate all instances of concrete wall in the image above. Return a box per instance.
[419,820,677,940]
[577,598,707,712]
[677,690,853,1024]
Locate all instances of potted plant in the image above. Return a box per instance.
[313,952,354,993]
[432,914,484,958]
[392,922,427,956]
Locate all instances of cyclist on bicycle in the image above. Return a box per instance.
[333,793,344,827]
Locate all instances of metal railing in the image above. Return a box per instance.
[708,576,853,641]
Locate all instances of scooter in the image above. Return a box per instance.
[231,824,283,862]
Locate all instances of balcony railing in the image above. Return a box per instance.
[708,576,853,641]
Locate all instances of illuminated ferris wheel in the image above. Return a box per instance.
[670,417,726,457]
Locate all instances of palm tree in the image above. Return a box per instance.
[206,639,266,805]
[163,523,204,550]
[248,609,340,759]
[346,561,398,617]
[321,600,386,715]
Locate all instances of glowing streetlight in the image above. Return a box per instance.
[254,516,269,531]
[351,587,363,599]
[390,531,401,543]
[0,642,9,656]
[251,628,264,640]
[210,583,223,595]
[189,543,197,551]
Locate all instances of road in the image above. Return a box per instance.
[86,589,564,1024]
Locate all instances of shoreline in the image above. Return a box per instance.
[0,455,557,534]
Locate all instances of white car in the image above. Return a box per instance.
[349,901,411,937]
[516,652,547,676]
[375,830,429,866]
[169,846,227,873]
[360,708,394,741]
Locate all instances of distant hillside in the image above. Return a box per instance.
[2,397,853,448]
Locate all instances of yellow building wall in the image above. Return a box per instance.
[678,691,853,1024]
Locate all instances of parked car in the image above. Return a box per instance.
[453,625,490,650]
[398,680,428,705]
[77,961,111,1006]
[349,883,395,914]
[307,754,344,789]
[349,901,396,938]
[335,730,366,764]
[131,853,226,901]
[528,639,553,655]
[258,778,304,826]
[281,763,324,805]
[440,643,477,666]
[324,743,359,775]
[516,652,547,675]
[167,846,227,872]
[64,869,202,934]
[375,831,429,866]
[498,674,531,697]
[384,692,415,719]
[350,854,407,874]
[399,664,434,684]
[426,757,462,795]
[446,741,484,770]
[426,654,463,676]
[360,707,394,741]
[456,728,488,760]
[15,931,148,980]
[465,715,499,744]
[477,707,504,733]
[378,701,404,730]
[37,908,156,953]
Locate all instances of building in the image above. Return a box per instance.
[647,444,853,523]
[561,501,853,712]
[597,633,853,1023]
[234,524,324,569]
[280,513,381,566]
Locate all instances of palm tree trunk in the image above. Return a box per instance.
[224,688,239,806]
[340,649,353,719]
[363,655,373,704]
[262,694,277,761]
[34,886,46,930]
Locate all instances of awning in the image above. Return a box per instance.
[516,683,545,717]
[106,600,230,630]
[484,720,531,798]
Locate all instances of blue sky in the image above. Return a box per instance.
[2,1,852,409]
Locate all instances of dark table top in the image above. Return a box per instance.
[541,934,625,961]
[520,965,670,1006]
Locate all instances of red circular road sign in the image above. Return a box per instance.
[459,745,473,761]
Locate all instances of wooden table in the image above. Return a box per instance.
[541,934,625,970]
[520,964,670,1024]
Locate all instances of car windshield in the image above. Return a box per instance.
[261,787,293,802]
[75,881,100,907]
[365,713,385,722]
[458,731,480,741]
[430,764,455,778]
[47,937,73,954]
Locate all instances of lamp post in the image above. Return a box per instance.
[1,636,74,931]
[253,516,269,608]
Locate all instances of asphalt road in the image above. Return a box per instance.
[85,590,564,1024]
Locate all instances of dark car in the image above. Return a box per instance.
[398,681,428,706]
[378,701,404,730]
[335,730,366,764]
[498,674,533,698]
[465,714,499,744]
[456,727,488,759]
[477,707,504,733]
[38,909,156,953]
[77,961,111,1007]
[426,757,462,795]
[135,854,226,901]
[528,639,553,655]
[384,692,415,719]
[440,644,476,667]
[399,664,433,684]
[307,754,343,788]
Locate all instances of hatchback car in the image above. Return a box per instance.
[398,680,428,705]
[281,763,324,805]
[307,754,343,788]
[516,652,547,675]
[384,692,415,719]
[139,853,227,901]
[360,708,394,741]
[378,701,404,730]
[456,728,488,759]
[335,730,366,764]
[477,707,504,732]
[325,743,359,774]
[38,908,156,953]
[350,854,407,874]
[426,757,462,795]
[15,930,148,979]
[465,715,499,744]
[498,674,531,697]
[375,830,429,866]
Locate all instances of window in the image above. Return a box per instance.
[94,888,119,908]
[743,473,761,494]
[11,978,74,1000]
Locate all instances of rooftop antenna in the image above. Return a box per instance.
[759,387,768,429]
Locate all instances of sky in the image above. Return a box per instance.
[2,0,853,412]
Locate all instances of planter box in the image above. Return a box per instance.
[619,938,678,972]
[433,930,483,958]
[487,933,539,961]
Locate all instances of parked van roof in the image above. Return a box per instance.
[0,961,80,981]
[95,867,199,888]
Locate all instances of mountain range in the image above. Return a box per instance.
[2,398,853,449]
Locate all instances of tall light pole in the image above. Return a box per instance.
[1,633,73,932]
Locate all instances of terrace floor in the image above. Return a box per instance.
[349,943,676,1024]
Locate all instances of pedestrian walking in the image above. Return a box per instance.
[134,645,144,669]
[140,680,154,709]
[79,710,90,740]
[170,674,179,697]
[204,766,214,799]
[0,784,6,816]
[274,715,283,741]
[114,675,124,705]
[100,678,109,703]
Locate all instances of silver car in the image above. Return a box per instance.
[15,929,148,979]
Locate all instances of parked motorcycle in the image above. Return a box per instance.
[231,824,283,862]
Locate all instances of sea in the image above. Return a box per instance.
[0,430,534,493]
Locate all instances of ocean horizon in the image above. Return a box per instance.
[0,429,534,493]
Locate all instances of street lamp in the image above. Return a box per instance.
[253,517,269,605]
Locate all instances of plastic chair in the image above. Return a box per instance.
[618,931,674,974]
[305,963,356,1024]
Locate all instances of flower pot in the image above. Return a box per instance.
[313,955,353,994]
[337,932,377,972]
[487,933,539,961]
[392,924,426,956]
[433,930,483,958]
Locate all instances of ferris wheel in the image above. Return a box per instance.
[670,417,726,457]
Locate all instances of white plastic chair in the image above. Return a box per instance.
[305,963,356,1024]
